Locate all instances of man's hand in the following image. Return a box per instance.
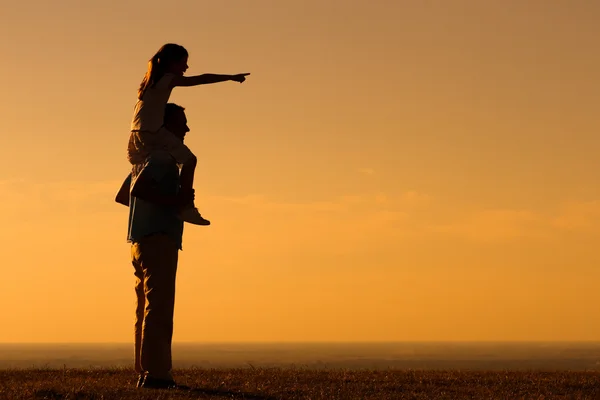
[231,73,250,83]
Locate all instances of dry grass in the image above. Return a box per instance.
[1,368,599,399]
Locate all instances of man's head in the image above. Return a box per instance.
[164,103,190,141]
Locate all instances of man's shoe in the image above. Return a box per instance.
[141,376,189,390]
[136,374,145,388]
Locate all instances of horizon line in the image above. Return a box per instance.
[3,340,600,345]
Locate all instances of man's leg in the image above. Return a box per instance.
[131,244,145,376]
[137,234,179,381]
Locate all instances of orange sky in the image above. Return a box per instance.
[1,0,600,343]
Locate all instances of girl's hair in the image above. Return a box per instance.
[138,43,188,100]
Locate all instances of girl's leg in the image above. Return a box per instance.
[179,155,197,196]
[179,156,210,226]
[156,127,210,226]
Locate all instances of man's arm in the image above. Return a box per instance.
[131,171,177,206]
[130,167,193,207]
[171,73,250,87]
[115,173,132,207]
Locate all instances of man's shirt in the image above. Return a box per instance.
[127,155,184,249]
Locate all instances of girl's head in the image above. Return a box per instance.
[138,43,189,99]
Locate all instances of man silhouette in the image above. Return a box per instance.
[116,103,194,389]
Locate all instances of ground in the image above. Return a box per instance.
[1,368,599,399]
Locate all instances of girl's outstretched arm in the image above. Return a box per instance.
[172,73,250,87]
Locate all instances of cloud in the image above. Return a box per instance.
[550,200,600,232]
[198,191,429,253]
[210,191,431,215]
[357,167,375,175]
[0,179,129,242]
[0,179,124,219]
[6,177,600,247]
[399,190,432,207]
[0,179,122,201]
[428,209,550,242]
[426,200,600,242]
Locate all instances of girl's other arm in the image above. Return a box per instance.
[171,73,250,87]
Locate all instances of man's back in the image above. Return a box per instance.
[128,155,184,249]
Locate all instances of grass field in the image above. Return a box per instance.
[1,368,600,399]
